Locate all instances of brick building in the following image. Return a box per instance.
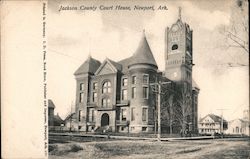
[73,9,199,133]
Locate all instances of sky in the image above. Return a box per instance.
[47,0,249,121]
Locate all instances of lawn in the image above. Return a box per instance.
[49,137,250,159]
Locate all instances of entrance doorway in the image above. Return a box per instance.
[101,113,109,127]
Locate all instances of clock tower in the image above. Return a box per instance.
[165,7,193,86]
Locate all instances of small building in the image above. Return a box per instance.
[64,113,78,131]
[48,99,64,131]
[198,114,228,135]
[226,109,249,136]
[227,118,249,136]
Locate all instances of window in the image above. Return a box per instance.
[172,44,178,50]
[79,110,82,122]
[122,78,128,86]
[143,74,149,84]
[121,89,128,100]
[132,87,136,99]
[79,92,84,103]
[142,127,147,131]
[88,109,95,122]
[102,81,111,93]
[102,98,111,107]
[142,108,147,121]
[80,83,84,91]
[132,76,136,85]
[92,92,97,102]
[121,108,127,121]
[143,87,148,99]
[131,108,135,121]
[93,82,98,90]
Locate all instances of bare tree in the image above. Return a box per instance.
[221,0,248,54]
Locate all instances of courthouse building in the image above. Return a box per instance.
[73,9,200,133]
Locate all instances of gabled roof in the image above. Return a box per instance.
[64,113,76,121]
[95,58,122,75]
[118,57,132,73]
[200,114,227,123]
[128,34,158,68]
[48,99,55,108]
[74,56,101,75]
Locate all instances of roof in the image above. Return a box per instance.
[48,99,55,108]
[107,58,122,71]
[128,34,158,68]
[200,114,227,123]
[74,56,101,75]
[118,57,132,73]
[64,113,76,121]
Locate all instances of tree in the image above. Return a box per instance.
[221,0,248,54]
[160,83,193,136]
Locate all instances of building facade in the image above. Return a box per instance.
[74,9,199,133]
[198,114,228,135]
[226,109,249,136]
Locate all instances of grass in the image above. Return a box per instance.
[49,137,250,159]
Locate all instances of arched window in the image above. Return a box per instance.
[102,81,111,93]
[102,98,111,107]
[172,44,178,50]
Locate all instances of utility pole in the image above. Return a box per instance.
[70,101,73,132]
[217,108,228,137]
[150,80,171,141]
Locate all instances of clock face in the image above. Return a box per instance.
[172,24,179,32]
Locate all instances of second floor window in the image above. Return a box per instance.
[92,92,97,102]
[143,87,148,99]
[122,78,128,86]
[102,81,111,93]
[121,89,128,100]
[80,83,84,91]
[93,82,98,90]
[79,92,84,103]
[102,98,111,107]
[132,76,136,85]
[143,74,149,84]
[132,87,136,99]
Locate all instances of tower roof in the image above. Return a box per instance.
[48,99,55,108]
[74,56,101,75]
[128,34,158,68]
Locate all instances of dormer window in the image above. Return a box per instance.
[172,44,178,50]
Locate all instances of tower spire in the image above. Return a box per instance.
[178,7,182,20]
